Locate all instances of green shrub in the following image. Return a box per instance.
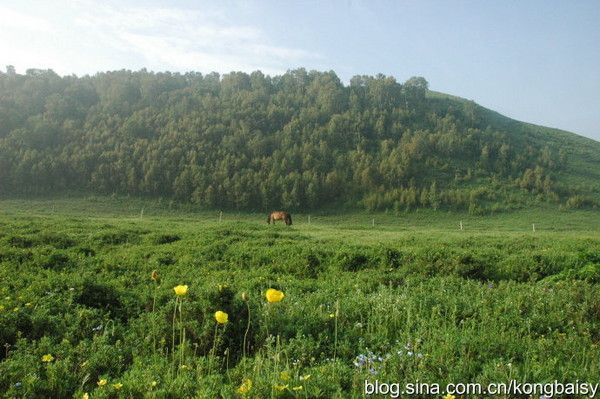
[151,234,181,245]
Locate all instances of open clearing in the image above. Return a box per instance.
[1,198,599,398]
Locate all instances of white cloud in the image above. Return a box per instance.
[0,6,54,33]
[0,1,320,76]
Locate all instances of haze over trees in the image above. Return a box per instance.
[0,66,598,212]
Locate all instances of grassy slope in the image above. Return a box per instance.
[428,90,600,194]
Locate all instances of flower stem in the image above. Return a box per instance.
[333,300,339,362]
[171,297,178,373]
[152,283,158,354]
[179,299,185,367]
[208,323,218,375]
[243,300,251,358]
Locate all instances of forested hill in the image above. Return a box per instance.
[1,67,599,212]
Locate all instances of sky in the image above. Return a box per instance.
[1,0,599,141]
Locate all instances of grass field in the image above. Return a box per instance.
[0,198,599,398]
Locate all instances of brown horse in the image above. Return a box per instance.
[267,211,292,226]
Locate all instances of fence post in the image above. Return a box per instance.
[140,208,144,219]
[460,221,463,231]
[532,223,535,232]
[372,218,375,227]
[219,211,223,223]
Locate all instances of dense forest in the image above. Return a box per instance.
[0,66,598,212]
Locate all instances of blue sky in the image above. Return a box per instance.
[1,0,599,141]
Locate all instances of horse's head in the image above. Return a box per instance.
[285,213,292,225]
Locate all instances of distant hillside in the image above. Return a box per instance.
[0,67,598,212]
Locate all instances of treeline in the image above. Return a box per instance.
[0,66,580,211]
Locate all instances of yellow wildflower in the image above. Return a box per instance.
[113,382,123,390]
[97,378,107,387]
[266,288,284,303]
[443,394,456,399]
[299,374,311,381]
[151,270,159,281]
[279,371,290,381]
[237,378,252,394]
[0,305,4,311]
[151,381,158,387]
[218,284,228,291]
[82,393,89,399]
[173,285,188,296]
[241,292,249,302]
[41,354,54,362]
[292,385,303,391]
[274,384,289,391]
[215,310,229,324]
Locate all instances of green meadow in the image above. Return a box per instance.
[0,198,599,398]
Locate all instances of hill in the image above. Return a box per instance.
[1,67,599,212]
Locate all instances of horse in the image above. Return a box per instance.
[267,211,292,226]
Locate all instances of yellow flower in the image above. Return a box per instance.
[113,382,123,390]
[173,285,188,296]
[214,310,229,324]
[443,394,456,399]
[292,385,303,391]
[0,305,4,311]
[97,378,107,387]
[241,292,249,302]
[151,381,158,387]
[299,374,311,381]
[274,384,289,391]
[218,284,228,291]
[151,270,159,281]
[82,393,89,399]
[279,371,290,381]
[266,288,284,303]
[41,354,54,362]
[237,378,252,394]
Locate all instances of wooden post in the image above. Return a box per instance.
[219,211,223,223]
[460,221,463,231]
[372,218,375,227]
[308,215,311,224]
[532,223,535,232]
[140,208,144,219]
